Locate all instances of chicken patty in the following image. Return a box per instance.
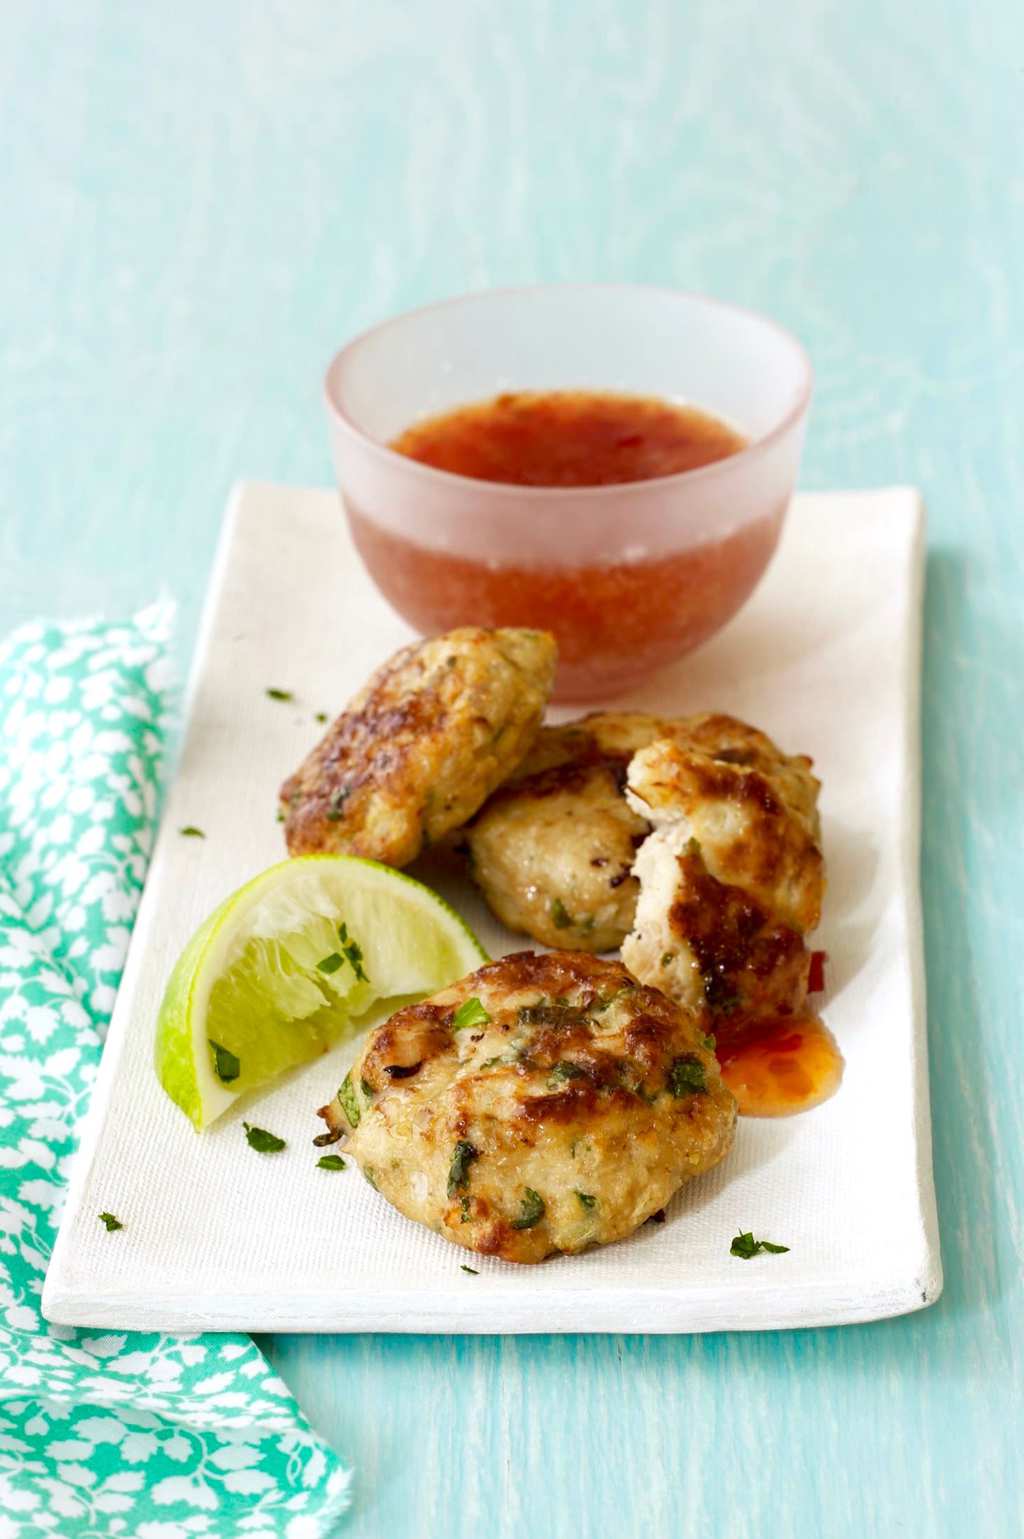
[464,710,815,956]
[319,951,736,1263]
[464,712,677,951]
[622,726,823,1021]
[280,627,557,867]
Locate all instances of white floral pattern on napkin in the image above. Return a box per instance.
[0,608,351,1538]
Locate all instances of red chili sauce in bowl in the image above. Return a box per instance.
[389,389,744,486]
[346,390,777,701]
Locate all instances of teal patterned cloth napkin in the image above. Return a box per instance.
[0,608,351,1537]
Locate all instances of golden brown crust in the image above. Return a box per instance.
[626,730,823,935]
[623,728,824,1026]
[280,627,556,867]
[665,844,810,1019]
[321,951,736,1264]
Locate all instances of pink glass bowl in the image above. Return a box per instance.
[324,285,812,701]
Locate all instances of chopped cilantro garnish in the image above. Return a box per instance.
[730,1230,790,1259]
[447,1140,479,1197]
[461,1264,479,1275]
[363,1165,379,1190]
[668,1054,707,1096]
[660,952,675,967]
[179,825,205,839]
[316,1154,347,1171]
[452,997,491,1032]
[337,1071,361,1129]
[209,1039,240,1083]
[701,1033,717,1052]
[575,1190,597,1210]
[265,687,293,701]
[550,897,573,929]
[316,952,344,974]
[243,1122,286,1153]
[510,1188,545,1230]
[315,711,328,724]
[460,1194,472,1223]
[338,922,369,983]
[98,1212,123,1231]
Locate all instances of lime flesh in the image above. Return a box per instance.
[155,854,487,1129]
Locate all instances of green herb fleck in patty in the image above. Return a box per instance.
[447,1140,479,1197]
[337,1071,361,1129]
[510,1188,545,1230]
[452,997,491,1032]
[549,1060,587,1085]
[668,1054,707,1097]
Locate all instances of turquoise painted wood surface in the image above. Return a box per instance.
[3,2,1022,1535]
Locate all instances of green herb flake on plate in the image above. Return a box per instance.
[244,1122,286,1154]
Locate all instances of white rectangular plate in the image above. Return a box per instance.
[44,482,941,1334]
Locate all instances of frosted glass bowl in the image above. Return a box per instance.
[324,285,812,700]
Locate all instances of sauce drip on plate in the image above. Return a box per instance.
[715,1011,844,1118]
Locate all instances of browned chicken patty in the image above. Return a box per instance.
[464,712,677,951]
[280,627,557,867]
[623,727,824,1021]
[320,951,736,1264]
[464,710,818,958]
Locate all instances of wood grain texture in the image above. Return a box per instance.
[3,2,1022,1536]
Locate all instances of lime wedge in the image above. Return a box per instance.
[155,854,487,1129]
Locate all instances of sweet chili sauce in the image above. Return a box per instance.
[390,390,745,485]
[349,513,780,701]
[714,954,844,1117]
[358,390,769,701]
